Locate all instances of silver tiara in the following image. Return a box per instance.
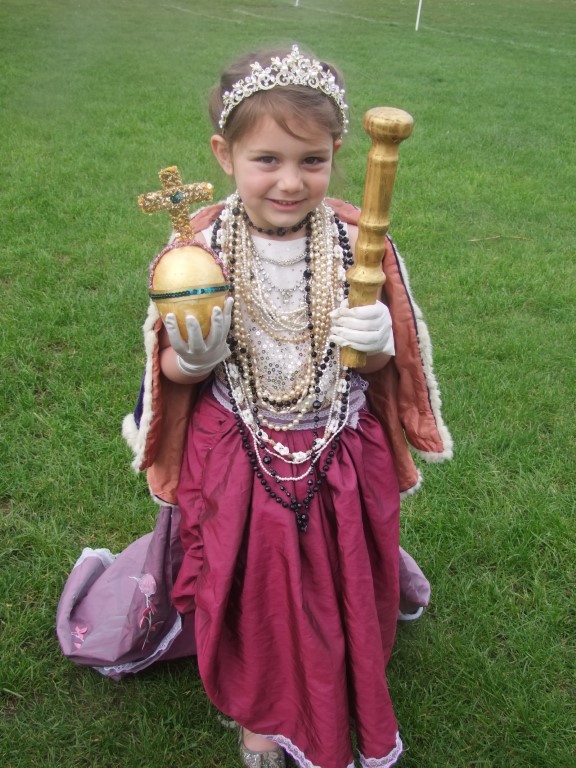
[219,45,349,133]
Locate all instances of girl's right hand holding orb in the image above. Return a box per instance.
[164,296,233,378]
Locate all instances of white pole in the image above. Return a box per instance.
[415,0,423,31]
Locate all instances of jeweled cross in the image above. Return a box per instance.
[138,166,213,241]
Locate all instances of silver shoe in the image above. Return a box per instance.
[239,730,286,768]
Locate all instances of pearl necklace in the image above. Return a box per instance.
[255,238,308,266]
[251,239,307,307]
[247,236,308,335]
[211,193,355,532]
[229,198,340,406]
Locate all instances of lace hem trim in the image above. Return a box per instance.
[263,734,321,768]
[92,614,183,678]
[358,733,404,767]
[260,731,402,768]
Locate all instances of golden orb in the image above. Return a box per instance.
[149,243,229,340]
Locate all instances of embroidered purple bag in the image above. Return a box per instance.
[56,505,196,680]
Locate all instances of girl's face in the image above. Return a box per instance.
[212,114,340,238]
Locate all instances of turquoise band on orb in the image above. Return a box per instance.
[149,284,230,300]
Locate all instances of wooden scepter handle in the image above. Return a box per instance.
[341,107,414,369]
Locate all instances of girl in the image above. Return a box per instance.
[126,44,452,768]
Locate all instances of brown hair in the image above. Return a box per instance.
[209,45,346,144]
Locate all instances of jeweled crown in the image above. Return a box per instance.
[219,45,349,133]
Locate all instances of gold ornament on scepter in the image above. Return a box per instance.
[139,166,229,340]
[341,107,414,369]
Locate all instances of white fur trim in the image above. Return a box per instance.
[122,301,160,472]
[415,447,452,463]
[151,494,174,507]
[399,470,423,499]
[389,239,453,461]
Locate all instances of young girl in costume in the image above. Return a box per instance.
[127,44,452,768]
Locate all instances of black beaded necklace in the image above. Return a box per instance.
[211,206,354,533]
[242,210,312,238]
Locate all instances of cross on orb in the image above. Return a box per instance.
[138,166,213,241]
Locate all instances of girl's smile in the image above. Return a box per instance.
[211,115,340,239]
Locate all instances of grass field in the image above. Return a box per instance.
[1,0,575,766]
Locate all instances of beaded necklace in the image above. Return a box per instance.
[211,193,354,532]
[250,239,307,309]
[245,236,308,338]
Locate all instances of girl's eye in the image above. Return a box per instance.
[303,156,327,166]
[256,156,277,164]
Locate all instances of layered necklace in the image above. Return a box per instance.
[211,193,354,532]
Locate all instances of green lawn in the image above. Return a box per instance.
[1,0,575,765]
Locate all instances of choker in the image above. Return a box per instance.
[243,211,312,238]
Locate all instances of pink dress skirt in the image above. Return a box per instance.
[172,392,403,768]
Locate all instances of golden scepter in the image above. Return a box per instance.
[341,107,414,369]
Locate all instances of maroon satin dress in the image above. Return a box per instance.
[172,389,403,768]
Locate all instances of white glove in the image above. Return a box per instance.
[329,299,395,356]
[164,297,233,377]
